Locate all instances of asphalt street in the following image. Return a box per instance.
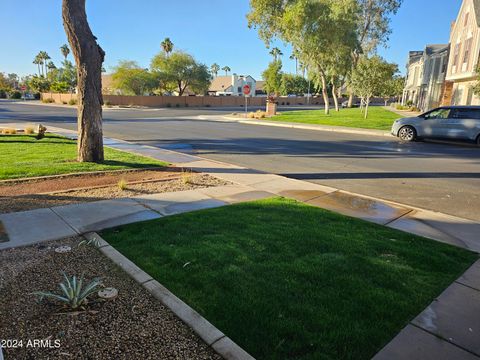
[1,100,479,221]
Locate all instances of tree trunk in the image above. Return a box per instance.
[320,72,329,115]
[364,97,370,119]
[62,0,105,162]
[332,82,339,112]
[347,91,354,108]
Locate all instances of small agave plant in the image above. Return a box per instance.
[34,272,103,310]
[78,237,102,248]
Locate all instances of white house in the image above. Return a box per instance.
[443,0,480,105]
[402,44,450,111]
[208,75,256,96]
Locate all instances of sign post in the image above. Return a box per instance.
[242,84,251,117]
[20,85,27,100]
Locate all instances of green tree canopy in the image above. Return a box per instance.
[248,0,359,114]
[262,60,283,96]
[151,51,211,95]
[280,74,308,95]
[111,60,157,96]
[350,55,397,118]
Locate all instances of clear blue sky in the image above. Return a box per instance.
[0,0,463,79]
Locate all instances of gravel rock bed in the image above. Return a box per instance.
[0,237,222,359]
[0,174,229,214]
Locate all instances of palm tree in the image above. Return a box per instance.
[33,54,42,76]
[161,37,174,56]
[221,66,231,76]
[210,63,220,77]
[46,61,56,76]
[38,51,51,77]
[60,44,70,60]
[290,50,299,75]
[269,47,283,61]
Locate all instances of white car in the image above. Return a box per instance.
[391,106,480,146]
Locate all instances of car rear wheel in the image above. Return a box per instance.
[398,126,417,142]
[476,134,480,147]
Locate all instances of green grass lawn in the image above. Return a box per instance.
[270,107,401,130]
[0,134,167,180]
[101,197,477,360]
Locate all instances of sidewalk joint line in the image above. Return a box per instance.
[409,323,480,358]
[383,209,414,226]
[49,207,80,235]
[454,280,480,293]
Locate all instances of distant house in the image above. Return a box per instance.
[402,51,424,107]
[255,81,266,96]
[208,75,256,96]
[443,0,480,105]
[402,44,450,111]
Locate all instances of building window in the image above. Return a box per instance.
[464,12,470,26]
[452,44,460,67]
[463,38,472,65]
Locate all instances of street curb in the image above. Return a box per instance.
[86,232,255,360]
[223,117,393,137]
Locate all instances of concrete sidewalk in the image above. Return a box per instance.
[0,184,273,251]
[1,123,480,359]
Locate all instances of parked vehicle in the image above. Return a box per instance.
[391,106,480,146]
[341,100,361,108]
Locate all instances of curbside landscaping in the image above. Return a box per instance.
[85,231,255,360]
[222,116,393,137]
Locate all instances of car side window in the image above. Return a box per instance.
[424,109,451,120]
[451,109,480,119]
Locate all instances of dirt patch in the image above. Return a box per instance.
[0,173,229,214]
[0,167,183,196]
[0,237,221,359]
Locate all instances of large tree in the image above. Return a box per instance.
[262,60,283,97]
[111,60,157,95]
[350,55,397,118]
[62,0,105,162]
[248,0,359,114]
[346,0,403,106]
[280,73,308,96]
[151,51,211,95]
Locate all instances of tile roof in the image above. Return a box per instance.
[209,76,232,92]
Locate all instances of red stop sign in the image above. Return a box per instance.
[243,84,251,95]
[20,85,27,91]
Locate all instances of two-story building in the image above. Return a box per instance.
[443,0,480,105]
[402,45,450,112]
[208,75,256,96]
[402,51,424,107]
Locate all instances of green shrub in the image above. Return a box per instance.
[9,90,22,99]
[68,98,77,105]
[42,98,55,103]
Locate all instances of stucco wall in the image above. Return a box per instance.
[41,94,330,107]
